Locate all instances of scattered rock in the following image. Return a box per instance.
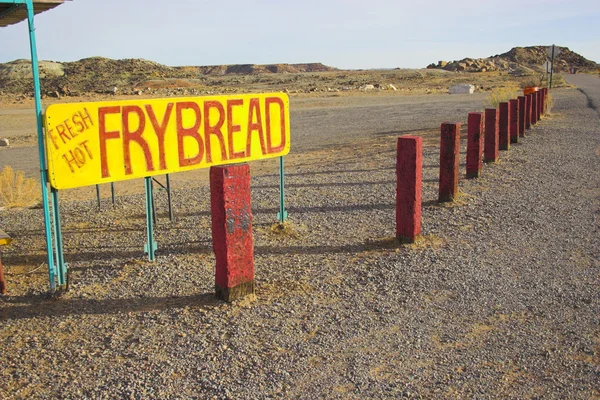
[0,138,9,147]
[449,84,475,94]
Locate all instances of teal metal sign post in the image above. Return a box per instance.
[277,156,288,223]
[0,0,70,291]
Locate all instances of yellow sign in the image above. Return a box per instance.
[44,93,290,189]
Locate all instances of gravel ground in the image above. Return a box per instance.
[0,81,599,399]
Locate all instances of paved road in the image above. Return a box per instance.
[564,73,600,118]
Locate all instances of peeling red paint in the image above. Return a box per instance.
[499,102,510,151]
[509,99,519,144]
[484,108,499,163]
[518,96,526,137]
[210,163,254,302]
[439,122,460,202]
[466,112,483,178]
[396,136,422,242]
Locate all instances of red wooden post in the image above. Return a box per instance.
[531,91,538,125]
[466,112,483,178]
[484,108,499,163]
[498,102,510,151]
[439,122,460,202]
[0,254,6,295]
[540,89,546,117]
[396,136,422,242]
[509,99,519,144]
[210,164,255,302]
[535,89,542,121]
[525,94,532,129]
[518,96,526,137]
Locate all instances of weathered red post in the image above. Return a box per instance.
[466,112,483,178]
[484,108,499,163]
[518,96,526,137]
[525,93,532,129]
[498,102,510,151]
[396,136,422,242]
[439,122,460,202]
[540,89,546,116]
[210,164,255,302]
[509,99,519,144]
[0,255,6,295]
[536,91,541,121]
[531,91,538,125]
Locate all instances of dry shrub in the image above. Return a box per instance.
[519,75,543,89]
[0,166,40,208]
[483,86,519,108]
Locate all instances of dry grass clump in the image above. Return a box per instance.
[484,87,519,108]
[0,166,40,208]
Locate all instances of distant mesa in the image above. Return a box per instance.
[427,46,599,74]
[0,57,337,95]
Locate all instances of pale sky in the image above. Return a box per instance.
[1,0,598,69]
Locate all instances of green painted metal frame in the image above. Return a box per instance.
[144,177,157,261]
[277,156,288,223]
[1,0,69,291]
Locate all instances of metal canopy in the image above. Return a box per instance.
[0,0,68,27]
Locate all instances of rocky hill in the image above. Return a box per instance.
[427,46,599,74]
[0,57,336,96]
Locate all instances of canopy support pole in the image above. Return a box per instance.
[25,0,57,291]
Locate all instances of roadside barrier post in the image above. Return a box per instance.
[210,164,255,302]
[484,108,499,163]
[396,136,422,242]
[525,94,532,129]
[540,89,546,116]
[531,92,538,125]
[439,122,460,202]
[466,112,484,178]
[535,91,541,122]
[498,102,510,151]
[509,99,519,144]
[518,96,526,137]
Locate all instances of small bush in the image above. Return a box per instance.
[0,166,40,208]
[484,87,519,108]
[519,75,543,89]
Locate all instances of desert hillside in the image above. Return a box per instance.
[427,45,599,74]
[0,45,595,98]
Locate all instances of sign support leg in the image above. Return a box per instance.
[50,188,67,287]
[277,156,288,223]
[111,182,116,205]
[166,174,174,221]
[96,184,101,209]
[25,0,56,291]
[144,177,157,261]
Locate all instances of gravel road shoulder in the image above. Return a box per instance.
[0,85,598,399]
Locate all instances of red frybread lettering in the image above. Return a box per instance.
[145,103,173,170]
[204,101,227,163]
[99,106,121,178]
[227,99,245,159]
[80,108,94,129]
[265,97,286,153]
[246,98,267,157]
[122,105,153,175]
[48,129,60,150]
[62,150,81,173]
[175,102,204,167]
[56,123,71,144]
[72,113,85,133]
